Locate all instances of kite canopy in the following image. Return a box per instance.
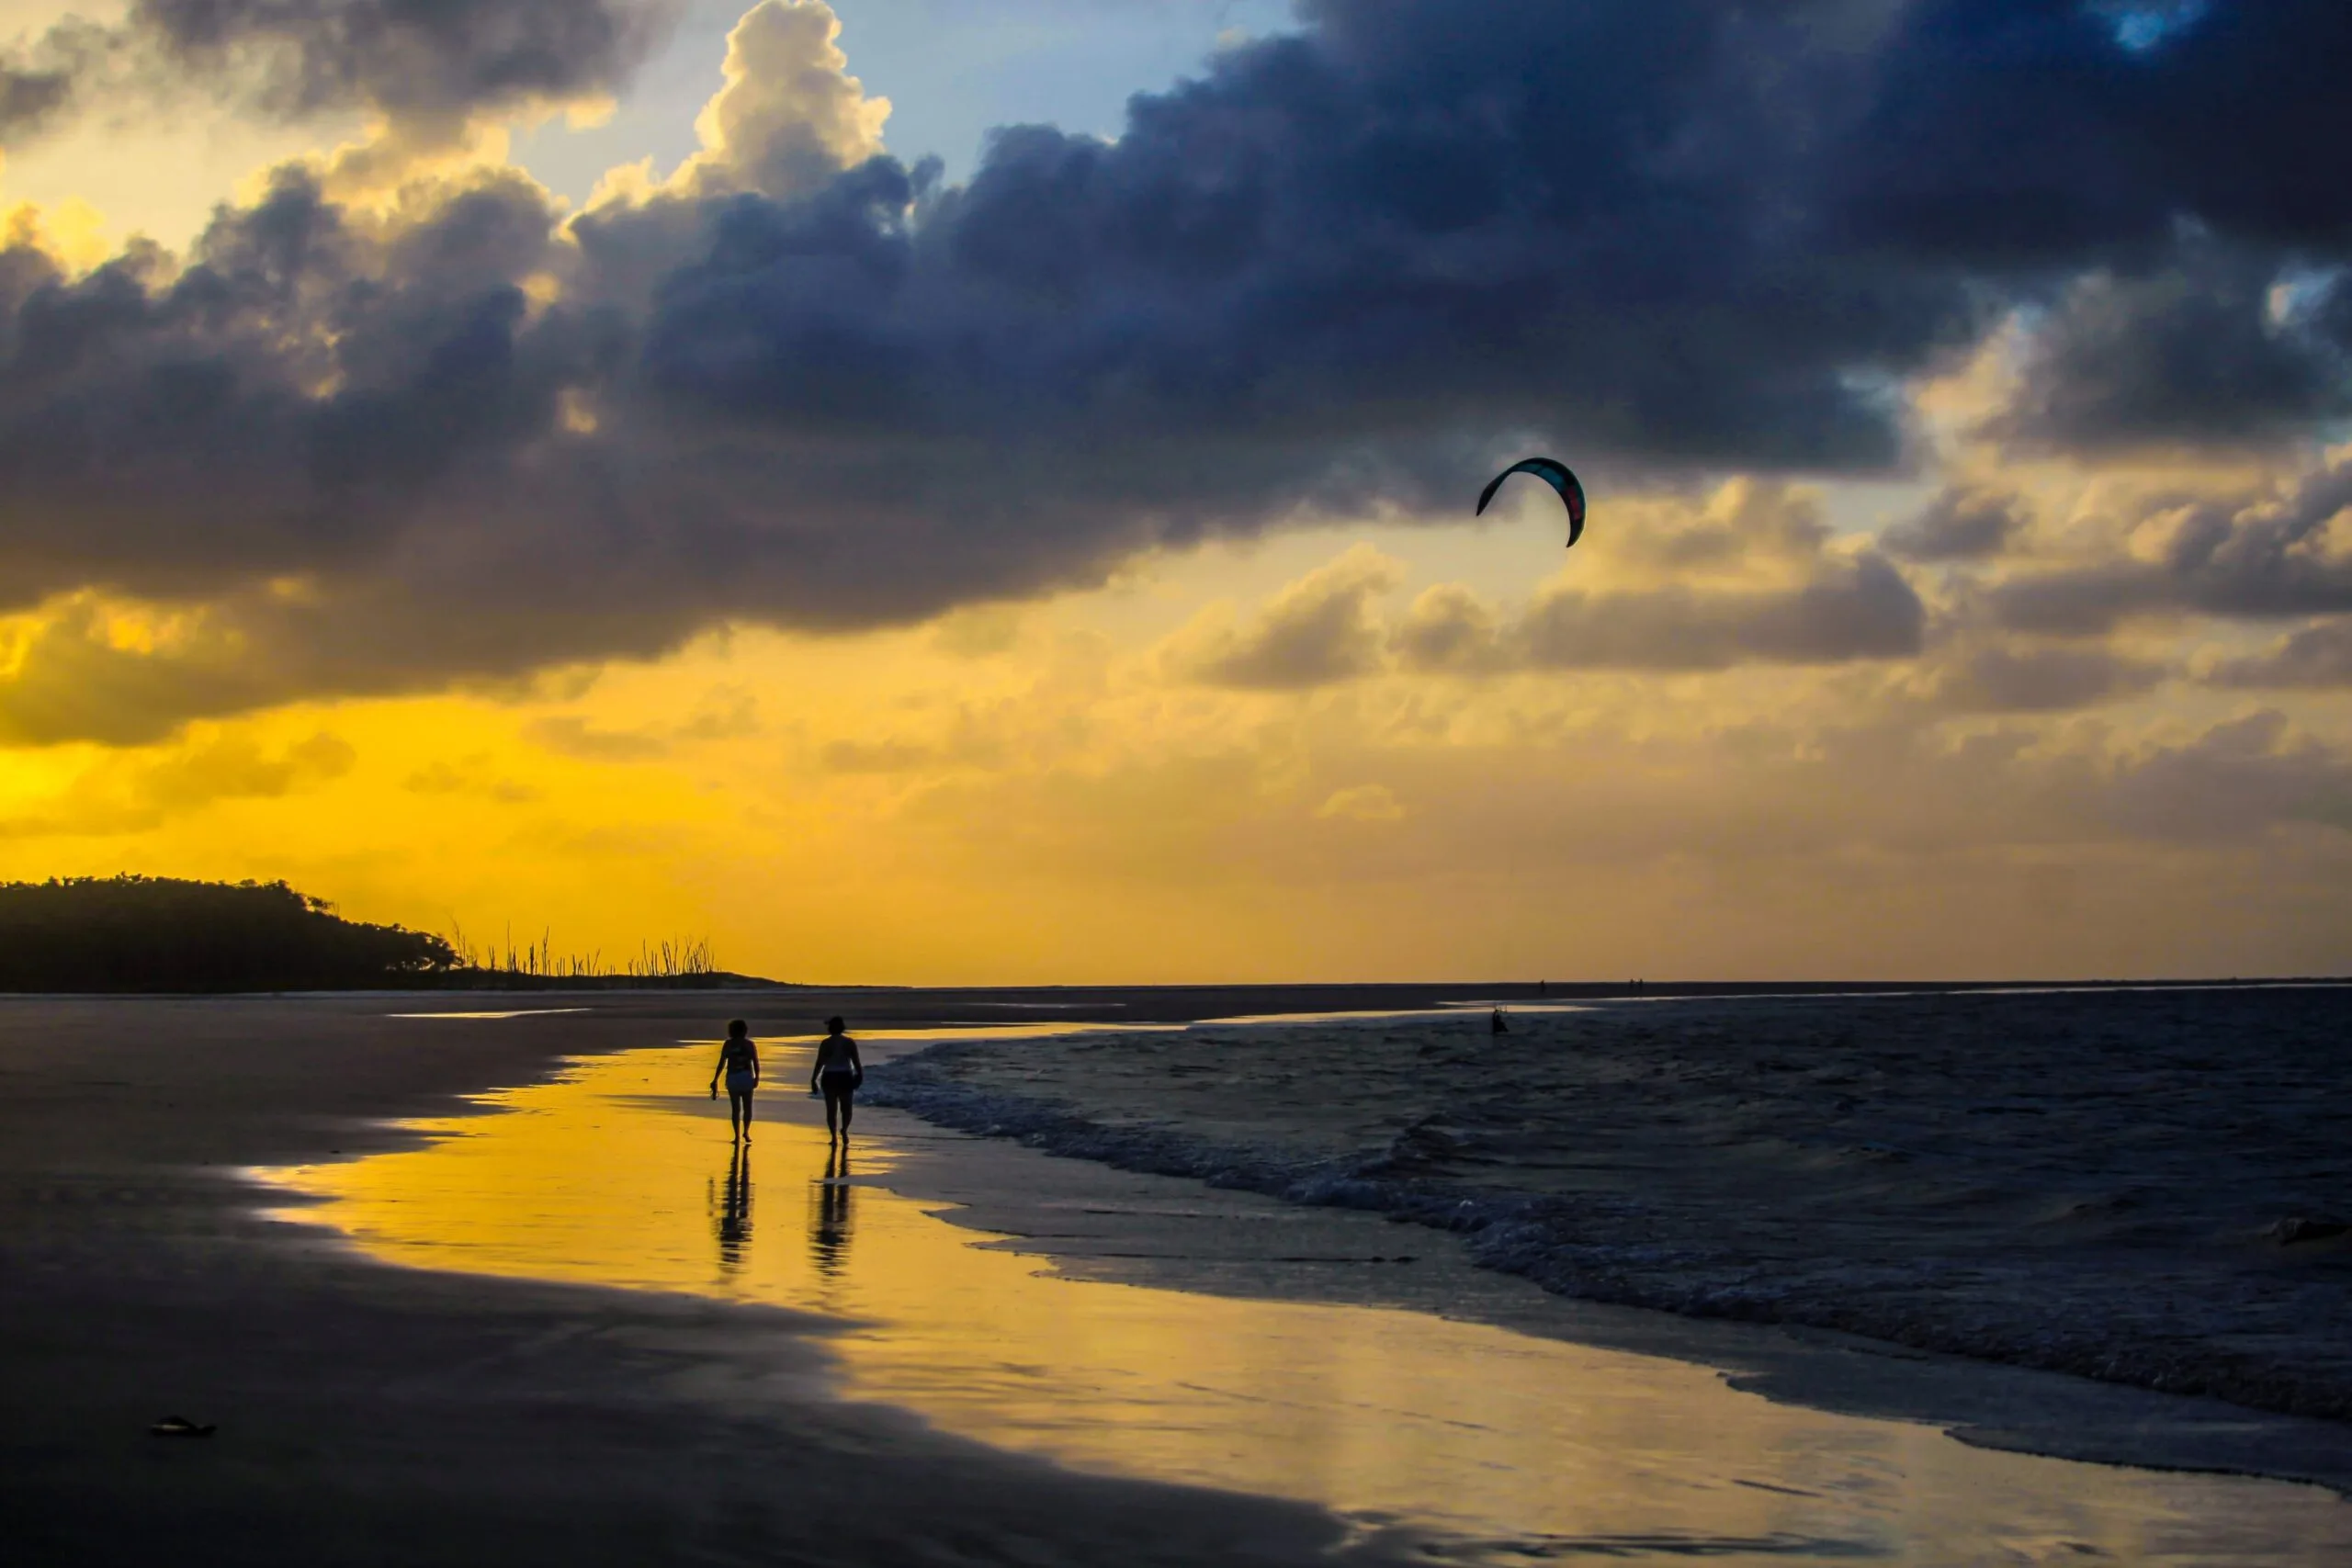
[1476,457,1586,547]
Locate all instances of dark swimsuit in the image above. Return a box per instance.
[721,1038,756,1096]
[816,1039,859,1101]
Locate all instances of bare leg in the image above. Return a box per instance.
[839,1093,854,1139]
[823,1092,840,1140]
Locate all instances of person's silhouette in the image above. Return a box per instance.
[708,1019,760,1142]
[809,1016,864,1142]
[1491,1007,1510,1035]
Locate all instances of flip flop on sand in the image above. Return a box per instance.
[150,1416,217,1438]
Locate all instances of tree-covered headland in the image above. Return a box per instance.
[0,877,457,992]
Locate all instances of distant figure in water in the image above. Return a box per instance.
[810,1016,865,1142]
[709,1019,760,1142]
[1491,1007,1510,1035]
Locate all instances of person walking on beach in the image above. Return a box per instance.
[810,1016,864,1143]
[709,1019,760,1142]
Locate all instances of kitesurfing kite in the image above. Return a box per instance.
[1476,457,1586,548]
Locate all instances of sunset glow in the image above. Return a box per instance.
[1,1,2346,982]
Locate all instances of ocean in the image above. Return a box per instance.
[864,985,2352,1422]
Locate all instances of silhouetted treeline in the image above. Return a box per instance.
[0,877,458,992]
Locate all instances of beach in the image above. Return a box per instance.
[8,990,2352,1563]
[0,994,1420,1565]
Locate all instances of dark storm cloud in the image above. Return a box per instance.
[1830,0,2352,262]
[0,0,673,138]
[620,0,1992,488]
[2,0,2350,740]
[0,165,616,611]
[1829,1,2352,451]
[1991,458,2352,637]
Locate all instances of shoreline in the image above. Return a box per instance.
[251,1034,2352,1559]
[3,973,2345,1001]
[859,993,2352,1465]
[855,1093,2352,1497]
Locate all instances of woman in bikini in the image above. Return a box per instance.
[809,1016,864,1143]
[708,1020,760,1142]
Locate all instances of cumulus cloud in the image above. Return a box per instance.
[0,728,354,837]
[526,714,671,761]
[2100,709,2352,842]
[2206,619,2352,689]
[1512,554,1925,672]
[1392,481,1928,677]
[1314,783,1404,823]
[666,0,888,199]
[1170,496,1927,691]
[1884,487,2028,562]
[1991,458,2352,637]
[1,0,2350,740]
[1391,583,1505,675]
[403,754,539,802]
[0,0,676,141]
[1162,545,1403,689]
[1918,643,2167,714]
[525,685,761,759]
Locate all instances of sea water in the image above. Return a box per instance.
[257,1032,2352,1564]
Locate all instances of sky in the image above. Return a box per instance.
[0,0,2346,983]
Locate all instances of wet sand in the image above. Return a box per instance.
[9,993,2352,1564]
[0,995,1427,1566]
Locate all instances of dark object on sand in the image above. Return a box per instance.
[150,1416,216,1438]
[2270,1216,2348,1246]
[1476,457,1587,547]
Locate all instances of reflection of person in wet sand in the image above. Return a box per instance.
[809,1141,853,1280]
[713,1141,752,1275]
[708,1019,760,1142]
[809,1016,864,1143]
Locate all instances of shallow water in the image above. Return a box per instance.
[259,1043,2352,1564]
[871,988,2352,1422]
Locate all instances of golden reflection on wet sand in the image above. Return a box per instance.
[260,1044,2352,1563]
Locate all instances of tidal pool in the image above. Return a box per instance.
[259,1043,2352,1563]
